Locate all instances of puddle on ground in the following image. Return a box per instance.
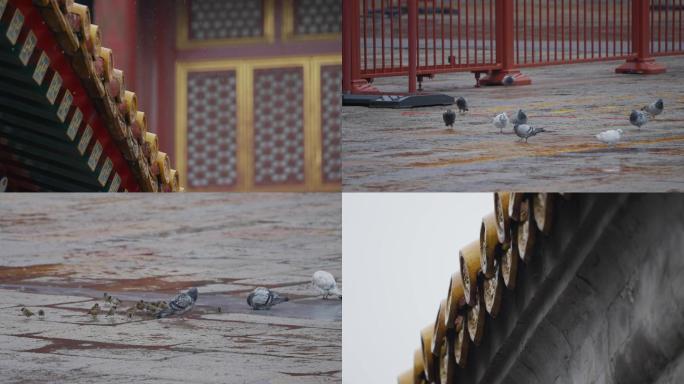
[18,333,179,354]
[0,264,71,282]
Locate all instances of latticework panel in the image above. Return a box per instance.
[320,65,341,183]
[186,71,238,188]
[189,0,263,40]
[294,0,341,35]
[253,68,305,186]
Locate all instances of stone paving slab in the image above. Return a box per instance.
[342,56,684,192]
[0,194,341,384]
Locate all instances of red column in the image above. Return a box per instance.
[94,0,138,87]
[480,0,531,86]
[615,0,666,74]
[408,0,418,93]
[343,0,353,93]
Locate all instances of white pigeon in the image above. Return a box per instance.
[514,124,545,143]
[247,287,289,310]
[312,271,342,300]
[642,98,664,118]
[0,177,7,192]
[157,287,198,318]
[493,112,509,133]
[596,129,623,146]
[629,110,649,129]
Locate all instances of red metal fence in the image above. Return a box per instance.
[342,0,684,93]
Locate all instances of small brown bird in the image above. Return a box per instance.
[87,303,100,317]
[136,300,145,310]
[38,309,45,319]
[21,307,34,318]
[145,303,160,316]
[106,306,116,316]
[217,307,222,313]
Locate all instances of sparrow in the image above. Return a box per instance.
[21,308,35,318]
[87,303,100,317]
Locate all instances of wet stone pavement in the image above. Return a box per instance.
[0,194,341,384]
[343,56,684,192]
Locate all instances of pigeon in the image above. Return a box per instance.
[511,109,527,126]
[21,308,34,318]
[514,124,545,143]
[442,109,456,128]
[247,287,289,310]
[629,110,648,129]
[596,129,624,146]
[642,98,664,118]
[502,75,514,86]
[0,176,7,192]
[156,287,198,318]
[38,309,45,319]
[312,271,342,299]
[493,112,509,133]
[456,97,468,114]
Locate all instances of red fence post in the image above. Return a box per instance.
[615,0,666,74]
[408,0,418,93]
[480,0,531,86]
[344,0,378,94]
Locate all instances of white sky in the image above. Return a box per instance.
[342,193,492,384]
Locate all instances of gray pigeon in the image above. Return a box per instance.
[157,287,198,318]
[502,75,514,86]
[514,124,545,143]
[629,110,648,129]
[442,109,456,128]
[247,287,289,310]
[511,109,527,125]
[642,98,664,118]
[456,97,468,114]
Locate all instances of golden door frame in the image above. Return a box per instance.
[176,0,276,49]
[281,0,342,42]
[175,54,342,192]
